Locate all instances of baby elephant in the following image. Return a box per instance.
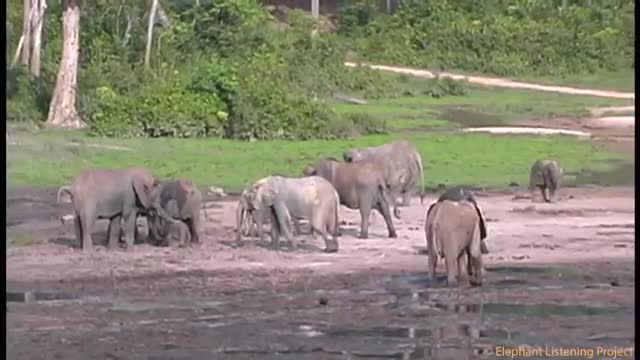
[425,200,484,288]
[529,160,563,203]
[147,179,203,247]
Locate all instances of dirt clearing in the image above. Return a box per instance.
[6,186,635,359]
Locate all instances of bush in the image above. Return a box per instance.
[343,0,635,77]
[85,81,228,138]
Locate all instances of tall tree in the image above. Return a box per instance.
[29,0,47,77]
[144,0,159,68]
[46,0,85,128]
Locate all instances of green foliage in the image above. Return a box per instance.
[344,0,635,76]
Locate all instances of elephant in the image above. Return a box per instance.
[425,200,483,287]
[56,167,174,252]
[426,187,489,255]
[235,176,340,253]
[146,179,205,247]
[303,157,399,239]
[343,140,425,207]
[529,160,563,203]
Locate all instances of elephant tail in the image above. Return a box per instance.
[56,186,73,203]
[415,153,426,205]
[332,190,340,236]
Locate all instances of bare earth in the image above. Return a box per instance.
[6,186,635,359]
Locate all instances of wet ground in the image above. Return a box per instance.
[6,186,636,359]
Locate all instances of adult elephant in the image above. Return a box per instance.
[343,140,425,206]
[425,200,484,287]
[56,167,173,252]
[426,187,489,254]
[235,176,340,253]
[303,158,398,239]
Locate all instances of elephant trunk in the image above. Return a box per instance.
[416,153,426,205]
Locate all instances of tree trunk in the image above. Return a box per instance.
[30,0,47,77]
[19,0,32,66]
[46,0,85,129]
[144,0,159,68]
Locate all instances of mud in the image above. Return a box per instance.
[6,186,635,359]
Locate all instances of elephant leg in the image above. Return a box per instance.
[540,186,550,203]
[480,239,489,254]
[188,217,200,245]
[401,191,411,207]
[293,218,302,236]
[311,213,338,253]
[445,253,458,288]
[255,209,267,243]
[549,186,557,203]
[73,214,82,248]
[470,254,483,286]
[79,208,95,252]
[122,211,137,251]
[107,215,122,250]
[375,202,398,238]
[269,207,281,250]
[358,203,372,239]
[273,201,295,249]
[428,251,438,285]
[457,253,470,287]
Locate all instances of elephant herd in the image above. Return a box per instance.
[56,139,564,287]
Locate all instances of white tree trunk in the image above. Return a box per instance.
[46,0,85,128]
[29,0,47,76]
[19,0,32,66]
[144,0,159,68]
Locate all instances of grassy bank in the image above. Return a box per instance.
[7,126,627,192]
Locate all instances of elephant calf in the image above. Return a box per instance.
[529,160,563,203]
[236,176,340,253]
[425,200,484,288]
[147,179,204,247]
[56,167,169,251]
[304,158,398,239]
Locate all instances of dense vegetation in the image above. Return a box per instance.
[6,0,634,140]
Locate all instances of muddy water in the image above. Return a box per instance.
[7,264,634,360]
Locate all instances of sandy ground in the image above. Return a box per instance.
[5,186,636,359]
[344,62,636,100]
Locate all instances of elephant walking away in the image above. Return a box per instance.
[425,200,484,288]
[56,167,171,252]
[235,176,340,253]
[303,158,398,239]
[529,160,563,203]
[343,140,425,207]
[426,187,489,254]
[147,179,204,247]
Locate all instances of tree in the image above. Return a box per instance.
[11,0,46,77]
[144,0,159,68]
[46,0,85,128]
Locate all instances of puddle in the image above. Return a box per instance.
[6,290,77,303]
[434,302,627,318]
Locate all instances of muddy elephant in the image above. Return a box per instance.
[56,168,173,252]
[235,176,340,253]
[146,179,205,247]
[303,158,398,239]
[426,187,489,255]
[343,140,425,207]
[529,160,563,203]
[425,200,483,287]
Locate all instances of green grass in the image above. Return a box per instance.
[516,69,635,93]
[8,126,628,192]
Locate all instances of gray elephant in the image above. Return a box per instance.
[425,200,483,287]
[529,160,563,203]
[237,186,307,239]
[56,167,173,251]
[426,187,489,255]
[343,140,425,207]
[303,157,398,239]
[235,176,340,253]
[146,179,204,247]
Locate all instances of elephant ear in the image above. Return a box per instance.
[133,173,154,209]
